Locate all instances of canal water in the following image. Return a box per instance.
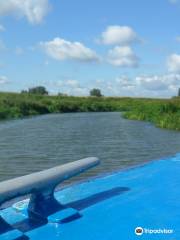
[0,112,180,183]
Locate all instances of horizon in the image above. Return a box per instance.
[0,89,177,99]
[0,0,180,98]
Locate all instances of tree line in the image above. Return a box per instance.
[22,86,180,97]
[21,86,103,97]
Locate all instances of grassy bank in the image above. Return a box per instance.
[0,92,180,131]
[0,92,136,119]
[123,98,180,131]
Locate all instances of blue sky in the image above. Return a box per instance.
[0,0,180,97]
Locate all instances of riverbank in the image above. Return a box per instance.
[0,92,180,130]
[0,92,146,118]
[123,98,180,130]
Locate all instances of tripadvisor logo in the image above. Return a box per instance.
[135,227,174,236]
[135,227,143,236]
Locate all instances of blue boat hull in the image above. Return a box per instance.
[1,154,180,239]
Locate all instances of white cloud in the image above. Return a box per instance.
[0,0,50,24]
[130,73,180,97]
[167,54,180,73]
[107,46,139,67]
[169,0,179,4]
[56,79,80,88]
[0,24,5,32]
[88,73,180,97]
[100,25,138,45]
[136,75,172,91]
[97,25,140,68]
[115,76,135,88]
[95,73,180,97]
[51,73,180,97]
[91,77,135,96]
[66,80,80,88]
[55,79,88,96]
[40,38,100,62]
[43,72,180,97]
[69,87,88,96]
[0,76,9,84]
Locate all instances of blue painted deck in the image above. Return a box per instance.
[1,154,180,239]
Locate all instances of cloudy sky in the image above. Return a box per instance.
[0,0,180,97]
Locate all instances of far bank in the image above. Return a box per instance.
[0,92,180,131]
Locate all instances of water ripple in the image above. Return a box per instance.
[0,112,180,183]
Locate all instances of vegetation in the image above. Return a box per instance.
[90,88,102,97]
[123,98,180,130]
[21,86,48,95]
[0,91,180,131]
[0,92,133,119]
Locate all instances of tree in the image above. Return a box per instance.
[90,88,102,97]
[178,88,180,97]
[28,86,48,95]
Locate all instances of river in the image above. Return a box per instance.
[0,112,180,184]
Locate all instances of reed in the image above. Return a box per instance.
[0,92,180,131]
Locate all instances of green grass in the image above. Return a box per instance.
[123,97,180,131]
[0,92,180,131]
[0,92,137,118]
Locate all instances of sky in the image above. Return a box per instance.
[0,0,180,97]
